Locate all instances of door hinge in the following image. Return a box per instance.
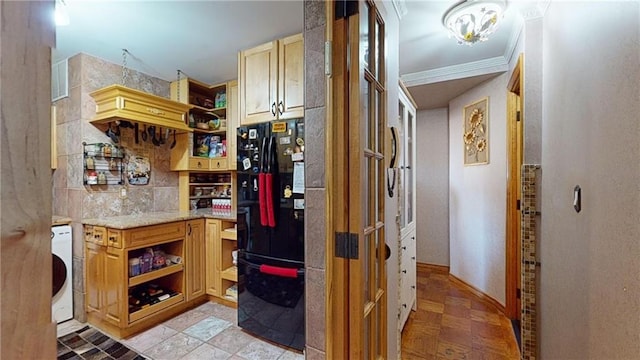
[516,110,521,122]
[325,41,332,76]
[335,232,359,259]
[516,199,521,210]
[517,288,521,299]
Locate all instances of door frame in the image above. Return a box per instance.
[505,53,524,320]
[327,0,389,357]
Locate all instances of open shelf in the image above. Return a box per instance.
[129,292,184,323]
[128,263,184,287]
[220,229,237,240]
[221,266,237,281]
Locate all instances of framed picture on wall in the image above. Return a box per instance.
[463,97,489,166]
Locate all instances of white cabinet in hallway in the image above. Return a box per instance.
[398,83,417,330]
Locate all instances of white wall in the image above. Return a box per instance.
[449,75,508,305]
[539,2,640,358]
[416,108,449,266]
[379,1,401,359]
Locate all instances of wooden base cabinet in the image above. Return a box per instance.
[205,219,238,307]
[84,221,204,339]
[186,219,205,300]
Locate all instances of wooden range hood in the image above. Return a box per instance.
[90,85,193,132]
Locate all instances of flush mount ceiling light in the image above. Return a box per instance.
[442,0,506,45]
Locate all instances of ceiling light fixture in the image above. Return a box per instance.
[442,0,506,45]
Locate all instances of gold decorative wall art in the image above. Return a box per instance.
[463,97,489,165]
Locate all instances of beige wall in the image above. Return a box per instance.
[52,53,179,320]
[539,2,640,358]
[448,75,508,305]
[415,108,450,266]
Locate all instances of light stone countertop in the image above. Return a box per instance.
[82,210,236,229]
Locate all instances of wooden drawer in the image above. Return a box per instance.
[189,157,210,170]
[107,229,122,248]
[188,157,228,171]
[123,221,186,249]
[89,226,107,246]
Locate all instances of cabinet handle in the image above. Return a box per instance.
[402,304,407,308]
[278,101,284,115]
[197,161,202,169]
[109,236,116,242]
[411,285,416,289]
[188,224,192,236]
[411,256,416,260]
[271,102,276,116]
[402,246,406,250]
[406,166,411,170]
[402,269,407,274]
[411,236,415,240]
[216,162,220,168]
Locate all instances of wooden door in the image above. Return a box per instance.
[186,219,206,300]
[104,248,124,326]
[205,220,220,296]
[506,54,523,320]
[332,1,388,357]
[85,242,105,316]
[239,40,278,124]
[278,33,305,119]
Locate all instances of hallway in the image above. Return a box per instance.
[401,265,520,359]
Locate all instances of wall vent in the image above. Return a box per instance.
[51,58,69,102]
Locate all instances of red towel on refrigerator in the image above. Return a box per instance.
[259,264,298,278]
[258,173,267,226]
[266,173,276,227]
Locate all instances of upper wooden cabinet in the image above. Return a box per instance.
[239,33,304,125]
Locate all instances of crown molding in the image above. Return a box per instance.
[401,56,509,87]
[520,0,550,20]
[391,0,408,20]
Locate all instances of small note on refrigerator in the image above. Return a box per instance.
[293,162,305,194]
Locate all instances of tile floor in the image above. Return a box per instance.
[58,302,304,360]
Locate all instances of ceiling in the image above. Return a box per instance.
[53,0,524,110]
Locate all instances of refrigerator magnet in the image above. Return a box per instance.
[248,129,257,139]
[294,199,305,210]
[284,185,293,198]
[272,122,287,133]
[242,158,251,170]
[280,136,291,145]
[291,152,304,162]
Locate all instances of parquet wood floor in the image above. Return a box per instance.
[401,265,520,360]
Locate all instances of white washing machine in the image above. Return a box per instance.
[52,225,73,323]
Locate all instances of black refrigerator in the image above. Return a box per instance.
[236,119,305,351]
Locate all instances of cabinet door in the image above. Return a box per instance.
[227,80,238,170]
[277,33,304,120]
[104,248,124,326]
[85,242,105,317]
[186,219,206,300]
[205,220,220,296]
[239,40,278,125]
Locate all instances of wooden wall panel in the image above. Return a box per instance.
[0,1,56,358]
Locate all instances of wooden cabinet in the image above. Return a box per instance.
[204,219,238,306]
[170,78,238,172]
[205,220,220,296]
[185,219,205,300]
[218,220,238,302]
[398,84,417,330]
[239,33,304,125]
[84,221,198,338]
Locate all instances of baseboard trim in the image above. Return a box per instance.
[449,273,506,314]
[416,262,449,273]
